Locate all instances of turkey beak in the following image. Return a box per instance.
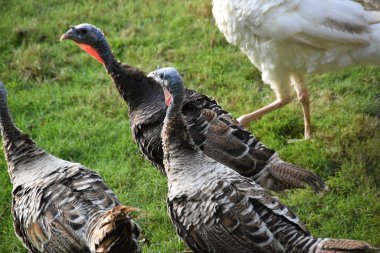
[60,27,75,41]
[148,72,163,86]
[147,72,156,79]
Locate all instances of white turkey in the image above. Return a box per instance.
[150,67,378,253]
[60,23,328,194]
[212,0,380,139]
[0,81,141,253]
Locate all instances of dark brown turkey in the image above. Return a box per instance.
[60,23,327,194]
[0,81,141,253]
[152,67,378,253]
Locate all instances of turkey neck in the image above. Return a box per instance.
[0,90,21,141]
[0,89,47,182]
[162,94,235,199]
[164,85,184,122]
[95,40,165,117]
[162,87,198,178]
[93,39,115,68]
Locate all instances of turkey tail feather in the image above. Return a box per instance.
[88,205,141,253]
[269,161,329,194]
[254,154,329,194]
[315,239,379,253]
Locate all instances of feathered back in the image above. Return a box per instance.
[156,68,378,253]
[62,23,328,193]
[0,81,141,253]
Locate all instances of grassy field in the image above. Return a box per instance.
[0,0,379,252]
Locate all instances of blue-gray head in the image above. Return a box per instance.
[148,67,184,106]
[60,23,108,64]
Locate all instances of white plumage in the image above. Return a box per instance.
[212,0,380,138]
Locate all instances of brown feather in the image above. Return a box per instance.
[89,206,141,253]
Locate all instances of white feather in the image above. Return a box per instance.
[212,0,380,137]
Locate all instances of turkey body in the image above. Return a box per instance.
[61,23,327,193]
[212,0,380,138]
[12,162,131,253]
[153,67,377,253]
[0,81,140,253]
[110,60,327,192]
[167,156,315,253]
[166,140,375,253]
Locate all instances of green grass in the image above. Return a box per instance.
[0,0,379,252]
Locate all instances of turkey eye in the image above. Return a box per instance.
[159,73,164,79]
[78,29,87,35]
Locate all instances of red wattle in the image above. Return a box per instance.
[163,89,173,106]
[76,43,105,64]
